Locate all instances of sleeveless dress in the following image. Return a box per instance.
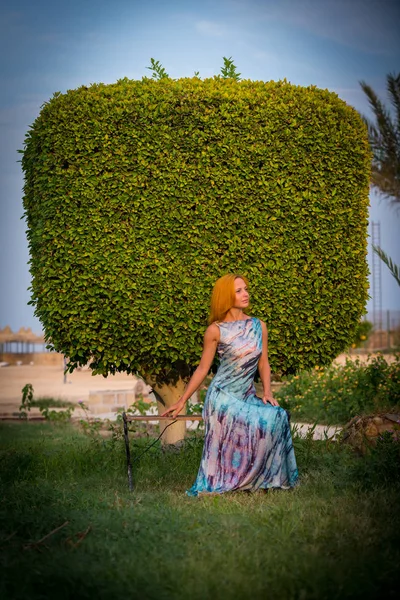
[186,317,299,496]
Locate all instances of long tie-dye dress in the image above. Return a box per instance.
[187,317,298,496]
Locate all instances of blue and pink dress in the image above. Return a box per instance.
[187,317,299,496]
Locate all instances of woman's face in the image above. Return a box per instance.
[233,278,250,309]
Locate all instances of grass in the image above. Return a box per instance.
[1,422,399,600]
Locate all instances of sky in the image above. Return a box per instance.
[1,0,400,333]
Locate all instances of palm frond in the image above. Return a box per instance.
[360,73,400,206]
[386,73,400,132]
[360,81,398,155]
[373,245,400,286]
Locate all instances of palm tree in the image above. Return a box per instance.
[360,73,400,287]
[360,72,400,206]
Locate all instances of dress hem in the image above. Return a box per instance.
[186,480,299,497]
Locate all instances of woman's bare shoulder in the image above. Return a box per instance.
[204,322,220,341]
[258,319,268,332]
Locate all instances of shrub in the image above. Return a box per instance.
[276,353,400,424]
[21,74,371,398]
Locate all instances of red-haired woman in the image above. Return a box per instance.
[162,274,298,495]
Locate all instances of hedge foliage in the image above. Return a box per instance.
[276,353,400,425]
[22,76,371,382]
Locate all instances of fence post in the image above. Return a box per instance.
[387,310,391,351]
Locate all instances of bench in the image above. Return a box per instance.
[122,413,203,491]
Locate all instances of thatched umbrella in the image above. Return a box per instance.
[0,326,17,352]
[15,327,45,352]
[25,328,45,352]
[0,326,45,353]
[0,325,15,340]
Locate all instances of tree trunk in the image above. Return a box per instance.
[152,378,187,445]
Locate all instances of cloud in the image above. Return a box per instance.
[195,20,227,37]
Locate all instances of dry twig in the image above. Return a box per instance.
[65,525,92,549]
[23,520,69,550]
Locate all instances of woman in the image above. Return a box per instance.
[162,274,299,495]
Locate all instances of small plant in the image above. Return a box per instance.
[19,384,34,419]
[126,396,157,417]
[19,384,75,423]
[77,401,102,438]
[146,58,169,80]
[220,56,241,81]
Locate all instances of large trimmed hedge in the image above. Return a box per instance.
[22,76,371,383]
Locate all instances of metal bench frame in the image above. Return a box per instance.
[122,413,203,491]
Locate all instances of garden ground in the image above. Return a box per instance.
[0,422,399,600]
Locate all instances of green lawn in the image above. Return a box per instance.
[1,422,399,600]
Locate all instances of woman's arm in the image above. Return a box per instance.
[258,320,279,406]
[161,323,220,418]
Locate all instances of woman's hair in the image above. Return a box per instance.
[208,273,249,324]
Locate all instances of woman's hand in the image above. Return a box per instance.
[258,322,279,407]
[262,393,280,407]
[161,398,186,419]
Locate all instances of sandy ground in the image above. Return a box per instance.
[0,364,138,415]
